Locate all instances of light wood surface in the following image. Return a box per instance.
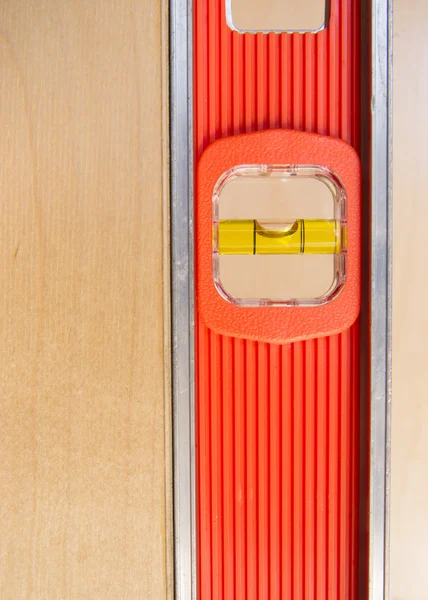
[0,2,172,599]
[390,1,428,598]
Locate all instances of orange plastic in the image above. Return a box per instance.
[195,0,361,597]
[196,128,361,344]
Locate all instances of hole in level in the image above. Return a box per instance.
[227,0,329,33]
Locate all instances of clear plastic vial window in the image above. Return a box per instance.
[226,0,329,34]
[212,165,347,307]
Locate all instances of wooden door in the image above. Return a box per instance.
[391,0,428,597]
[0,2,172,598]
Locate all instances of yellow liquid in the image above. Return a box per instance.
[217,219,342,255]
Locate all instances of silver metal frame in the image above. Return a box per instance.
[368,0,392,598]
[170,0,196,597]
[170,0,392,597]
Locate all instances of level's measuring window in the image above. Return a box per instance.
[226,0,328,33]
[212,165,347,307]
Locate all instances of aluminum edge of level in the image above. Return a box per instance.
[368,0,392,598]
[170,0,196,597]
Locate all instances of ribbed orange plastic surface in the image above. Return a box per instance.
[195,1,361,598]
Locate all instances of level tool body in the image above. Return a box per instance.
[170,0,392,596]
[194,0,361,597]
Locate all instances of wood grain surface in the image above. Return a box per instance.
[391,1,428,598]
[0,2,172,599]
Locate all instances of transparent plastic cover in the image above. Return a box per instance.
[212,164,347,307]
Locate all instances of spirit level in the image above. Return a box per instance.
[171,0,392,598]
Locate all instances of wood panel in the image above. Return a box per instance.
[0,1,172,598]
[390,1,428,598]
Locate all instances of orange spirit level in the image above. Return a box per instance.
[171,0,392,598]
[195,1,362,591]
